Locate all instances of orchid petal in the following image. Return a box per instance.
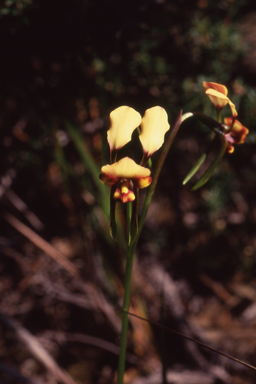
[224,117,249,147]
[133,176,152,189]
[100,157,151,181]
[205,88,229,109]
[139,106,170,157]
[224,117,249,142]
[107,106,141,153]
[203,82,238,118]
[99,173,119,187]
[203,81,228,96]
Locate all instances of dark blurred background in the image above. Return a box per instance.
[1,1,256,383]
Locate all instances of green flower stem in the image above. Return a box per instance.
[126,201,132,245]
[217,109,222,124]
[117,111,185,384]
[117,245,135,384]
[160,292,167,384]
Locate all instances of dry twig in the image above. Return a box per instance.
[5,189,44,231]
[0,310,78,384]
[3,213,79,277]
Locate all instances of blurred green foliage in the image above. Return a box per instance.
[0,0,33,17]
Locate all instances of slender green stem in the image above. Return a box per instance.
[217,109,222,124]
[126,202,132,245]
[117,245,135,384]
[117,111,185,383]
[160,291,167,384]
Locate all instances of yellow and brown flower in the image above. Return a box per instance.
[100,105,170,203]
[223,117,249,153]
[203,81,238,118]
[100,157,152,203]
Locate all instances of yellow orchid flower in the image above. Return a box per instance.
[140,106,170,162]
[100,157,152,203]
[203,81,238,118]
[223,117,249,153]
[107,106,141,162]
[102,105,170,203]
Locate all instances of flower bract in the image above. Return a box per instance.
[203,81,238,118]
[223,117,249,153]
[100,157,152,203]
